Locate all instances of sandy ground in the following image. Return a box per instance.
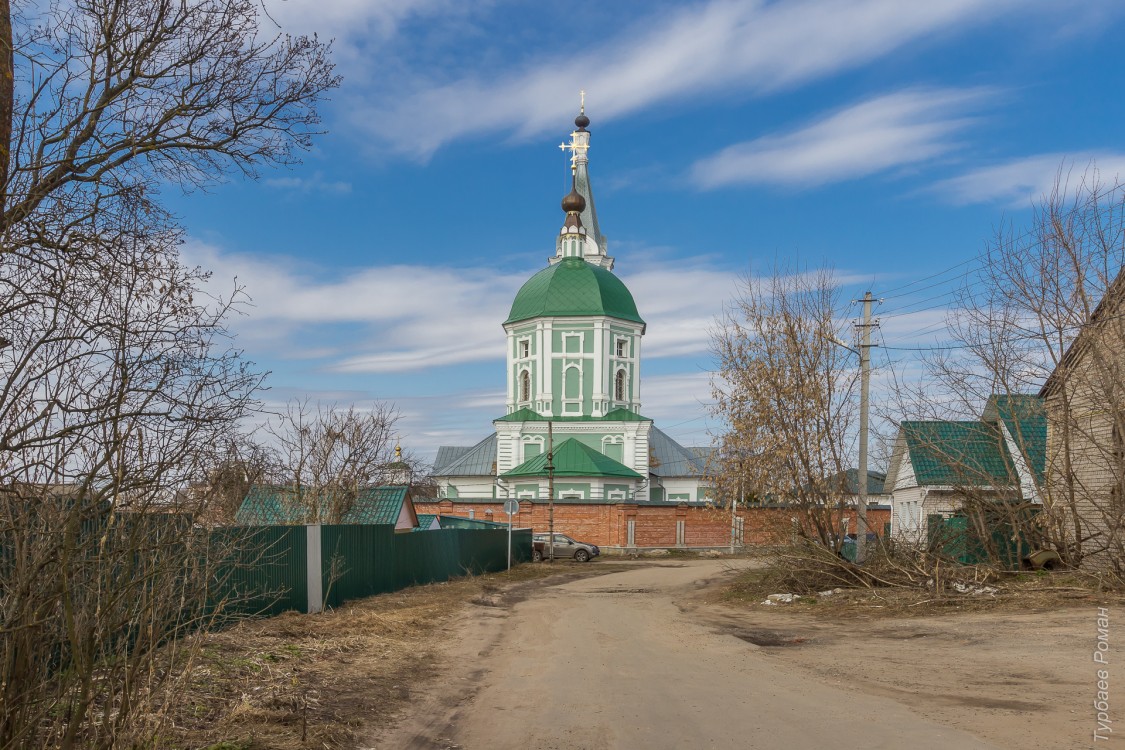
[368,559,1100,749]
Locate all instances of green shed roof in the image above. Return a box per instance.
[505,257,644,327]
[901,421,1017,487]
[236,485,415,526]
[500,438,644,480]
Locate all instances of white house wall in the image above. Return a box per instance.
[998,421,1042,504]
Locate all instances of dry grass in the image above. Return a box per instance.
[720,565,1125,619]
[161,562,596,749]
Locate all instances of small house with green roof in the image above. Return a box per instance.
[885,394,1045,542]
[236,485,420,532]
[432,106,712,506]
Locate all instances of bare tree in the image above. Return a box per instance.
[710,263,860,548]
[913,169,1125,572]
[195,437,278,524]
[0,1,337,746]
[264,399,404,524]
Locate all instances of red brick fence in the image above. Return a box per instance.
[415,499,890,551]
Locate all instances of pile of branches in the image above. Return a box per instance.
[761,538,1007,596]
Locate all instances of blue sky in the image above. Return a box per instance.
[168,0,1125,462]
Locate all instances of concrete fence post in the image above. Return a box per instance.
[306,524,323,614]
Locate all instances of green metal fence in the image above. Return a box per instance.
[217,524,531,615]
[210,525,308,618]
[926,509,1037,569]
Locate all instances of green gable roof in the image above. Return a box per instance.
[414,513,440,531]
[236,485,415,526]
[901,421,1017,487]
[505,257,644,327]
[500,438,644,480]
[982,394,1046,482]
[495,407,652,423]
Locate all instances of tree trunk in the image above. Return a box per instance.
[0,0,11,217]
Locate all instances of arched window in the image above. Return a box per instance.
[615,369,627,401]
[564,366,580,399]
[520,369,531,402]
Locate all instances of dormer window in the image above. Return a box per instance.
[616,339,628,358]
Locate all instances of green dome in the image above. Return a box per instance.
[505,257,644,326]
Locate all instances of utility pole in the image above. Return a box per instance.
[856,291,875,564]
[547,420,555,562]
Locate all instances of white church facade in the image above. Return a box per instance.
[432,106,713,504]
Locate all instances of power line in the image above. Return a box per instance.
[877,257,981,299]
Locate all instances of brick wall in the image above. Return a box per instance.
[415,499,890,549]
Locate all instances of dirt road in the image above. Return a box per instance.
[372,560,1046,749]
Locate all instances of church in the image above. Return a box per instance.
[432,106,714,505]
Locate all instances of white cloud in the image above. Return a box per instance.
[264,171,352,195]
[933,152,1125,205]
[261,0,468,41]
[619,262,740,359]
[691,87,990,189]
[184,241,736,374]
[345,0,1020,159]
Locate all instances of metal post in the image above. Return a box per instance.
[499,478,511,571]
[857,291,873,564]
[731,463,740,555]
[547,420,555,562]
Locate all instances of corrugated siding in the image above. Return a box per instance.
[211,525,307,618]
[320,524,397,609]
[212,524,531,616]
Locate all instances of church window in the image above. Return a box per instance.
[519,369,531,403]
[616,338,627,357]
[519,339,530,358]
[522,437,543,462]
[615,369,627,401]
[602,436,624,463]
[564,366,580,399]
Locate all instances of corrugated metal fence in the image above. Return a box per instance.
[216,524,531,616]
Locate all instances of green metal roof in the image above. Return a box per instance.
[495,407,652,423]
[500,438,644,479]
[982,394,1046,482]
[235,485,414,525]
[901,421,1017,487]
[414,513,440,531]
[505,257,644,326]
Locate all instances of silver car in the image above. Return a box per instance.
[532,533,600,562]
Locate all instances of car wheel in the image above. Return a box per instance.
[532,549,543,562]
[575,549,590,563]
